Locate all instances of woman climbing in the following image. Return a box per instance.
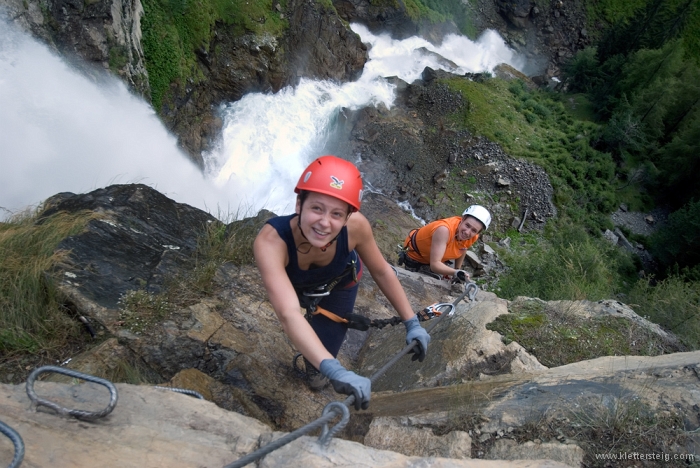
[254,155,430,410]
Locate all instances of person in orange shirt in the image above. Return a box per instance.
[399,205,491,282]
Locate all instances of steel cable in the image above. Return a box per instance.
[154,386,205,399]
[0,419,24,468]
[224,282,478,467]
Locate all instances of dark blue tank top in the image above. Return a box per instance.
[266,214,355,291]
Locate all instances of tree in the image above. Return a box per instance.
[650,199,700,272]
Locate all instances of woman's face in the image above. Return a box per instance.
[296,192,350,248]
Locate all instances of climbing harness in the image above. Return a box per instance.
[300,255,403,331]
[397,242,445,280]
[0,419,24,468]
[308,305,402,331]
[225,281,479,468]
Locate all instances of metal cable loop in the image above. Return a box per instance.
[318,401,350,447]
[223,410,338,468]
[225,281,479,467]
[25,366,118,421]
[0,419,24,468]
[154,386,204,399]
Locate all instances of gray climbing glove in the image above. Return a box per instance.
[452,270,469,283]
[404,315,431,362]
[319,358,371,410]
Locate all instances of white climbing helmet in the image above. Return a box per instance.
[462,205,491,231]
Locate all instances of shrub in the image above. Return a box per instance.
[649,199,700,271]
[496,222,633,301]
[627,275,700,349]
[0,210,92,355]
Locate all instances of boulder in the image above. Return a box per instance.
[0,381,575,467]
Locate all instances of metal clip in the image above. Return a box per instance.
[318,401,350,447]
[465,282,479,301]
[303,284,331,297]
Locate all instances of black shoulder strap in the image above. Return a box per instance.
[406,228,421,256]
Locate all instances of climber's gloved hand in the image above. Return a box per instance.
[452,269,469,283]
[404,315,431,362]
[319,358,371,410]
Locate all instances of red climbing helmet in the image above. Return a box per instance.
[295,155,363,212]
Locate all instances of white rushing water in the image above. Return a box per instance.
[0,20,525,220]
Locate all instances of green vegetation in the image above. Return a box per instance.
[446,77,617,231]
[487,298,682,367]
[0,206,267,384]
[141,0,288,110]
[434,0,700,353]
[560,0,700,275]
[494,222,639,302]
[0,210,92,357]
[627,275,700,348]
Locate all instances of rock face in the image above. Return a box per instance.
[19,183,699,465]
[0,380,574,467]
[328,71,556,231]
[41,184,217,314]
[358,293,547,393]
[2,0,149,95]
[1,0,369,163]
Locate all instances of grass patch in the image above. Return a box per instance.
[626,275,700,349]
[117,289,173,334]
[494,222,638,302]
[515,398,690,468]
[567,394,694,467]
[487,297,684,367]
[142,0,288,110]
[0,210,94,356]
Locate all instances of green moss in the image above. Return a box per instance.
[487,298,683,366]
[117,289,172,334]
[108,46,128,72]
[141,0,289,110]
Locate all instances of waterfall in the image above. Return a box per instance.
[0,20,525,220]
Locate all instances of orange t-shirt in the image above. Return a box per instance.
[404,216,478,265]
